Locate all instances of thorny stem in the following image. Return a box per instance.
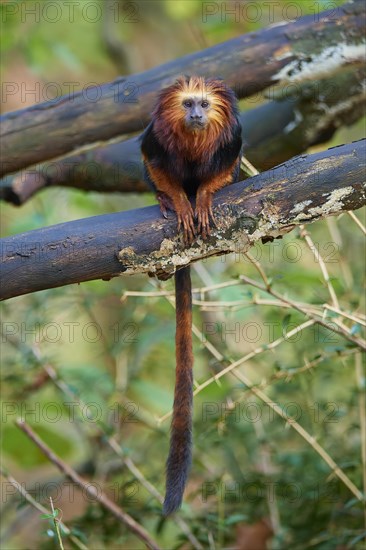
[0,468,88,550]
[41,363,203,550]
[239,274,366,351]
[15,420,161,550]
[49,497,65,550]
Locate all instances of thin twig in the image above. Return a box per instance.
[354,353,366,528]
[49,497,65,550]
[42,363,203,549]
[156,298,363,502]
[229,350,360,409]
[227,369,364,502]
[194,327,363,501]
[0,468,88,550]
[195,280,242,294]
[244,251,271,289]
[192,296,365,329]
[15,420,161,550]
[188,344,364,503]
[326,218,353,288]
[194,297,324,317]
[121,286,366,324]
[238,348,359,392]
[252,409,281,535]
[158,319,316,424]
[323,304,366,327]
[347,211,366,236]
[106,438,203,549]
[239,274,366,351]
[121,289,175,300]
[299,225,340,309]
[240,155,260,176]
[193,319,315,394]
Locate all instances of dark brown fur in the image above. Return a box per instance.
[141,76,242,514]
[164,266,193,515]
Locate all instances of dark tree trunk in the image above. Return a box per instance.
[1,140,365,301]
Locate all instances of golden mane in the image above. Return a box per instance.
[152,76,238,161]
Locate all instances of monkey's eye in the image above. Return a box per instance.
[183,100,192,108]
[201,101,209,108]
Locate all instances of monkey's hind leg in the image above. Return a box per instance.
[156,191,175,219]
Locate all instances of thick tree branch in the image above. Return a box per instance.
[1,0,365,176]
[1,68,365,205]
[0,140,365,301]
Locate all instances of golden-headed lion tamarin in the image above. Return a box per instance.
[141,76,242,515]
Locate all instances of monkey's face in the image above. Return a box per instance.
[181,96,210,131]
[154,76,237,147]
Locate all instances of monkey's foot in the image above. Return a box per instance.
[157,191,175,219]
[177,202,196,245]
[195,192,216,239]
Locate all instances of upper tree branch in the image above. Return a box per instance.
[1,140,365,301]
[1,0,365,176]
[1,67,365,205]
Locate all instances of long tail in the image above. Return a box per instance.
[163,266,193,516]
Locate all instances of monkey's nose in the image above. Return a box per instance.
[190,115,202,120]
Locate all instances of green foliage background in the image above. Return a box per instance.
[1,1,365,549]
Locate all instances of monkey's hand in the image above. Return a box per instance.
[195,189,216,240]
[158,191,195,244]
